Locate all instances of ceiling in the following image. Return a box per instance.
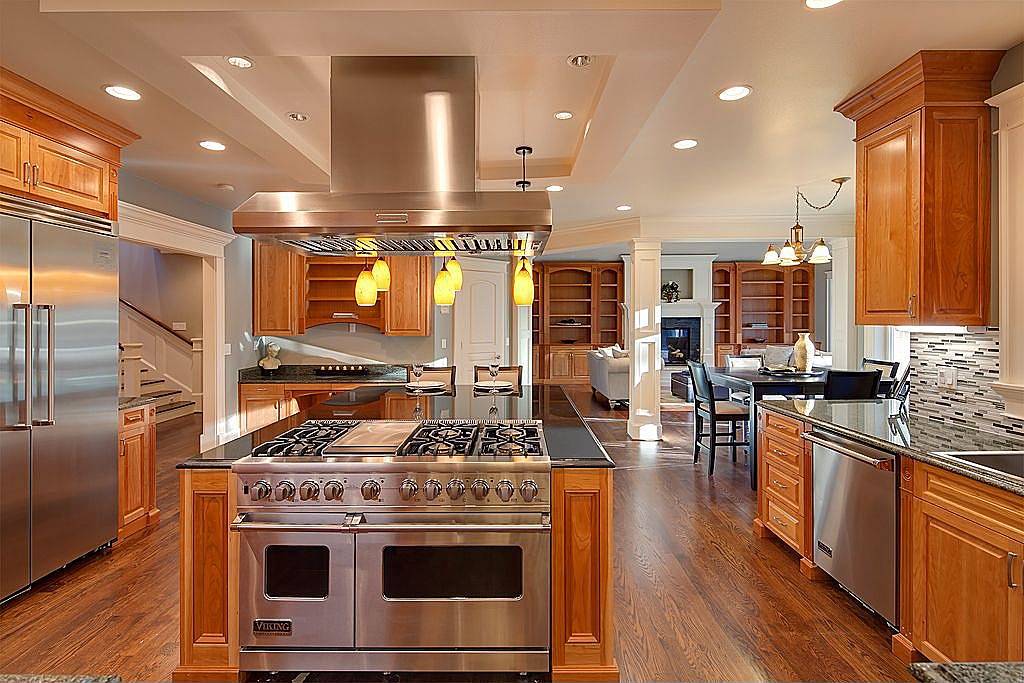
[2,0,1021,233]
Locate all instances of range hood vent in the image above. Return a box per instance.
[233,56,551,256]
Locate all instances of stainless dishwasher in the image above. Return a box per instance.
[804,430,898,628]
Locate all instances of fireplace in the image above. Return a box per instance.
[662,317,701,366]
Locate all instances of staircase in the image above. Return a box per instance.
[119,299,203,424]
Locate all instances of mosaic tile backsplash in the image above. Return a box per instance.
[909,329,1024,438]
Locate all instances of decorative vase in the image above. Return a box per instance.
[792,333,815,372]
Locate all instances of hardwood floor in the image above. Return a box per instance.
[0,398,912,682]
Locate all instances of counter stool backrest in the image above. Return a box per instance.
[726,355,762,371]
[824,369,882,400]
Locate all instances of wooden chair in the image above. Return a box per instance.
[473,365,524,389]
[862,357,900,379]
[824,369,882,400]
[407,365,456,389]
[687,360,750,476]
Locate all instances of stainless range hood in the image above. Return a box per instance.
[233,57,551,256]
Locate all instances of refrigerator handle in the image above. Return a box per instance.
[33,304,55,427]
[11,303,32,430]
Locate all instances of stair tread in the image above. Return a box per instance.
[142,389,181,399]
[157,400,195,413]
[140,379,164,386]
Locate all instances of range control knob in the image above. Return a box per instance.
[519,480,540,503]
[423,479,442,501]
[399,479,419,501]
[470,479,490,500]
[250,480,272,501]
[275,481,296,501]
[495,479,515,502]
[446,479,466,500]
[298,480,320,501]
[361,480,382,501]
[323,480,344,501]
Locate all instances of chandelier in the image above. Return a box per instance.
[763,177,850,266]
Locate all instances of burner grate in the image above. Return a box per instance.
[251,420,360,458]
[398,420,480,457]
[479,421,544,458]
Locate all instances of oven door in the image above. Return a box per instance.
[353,512,550,650]
[234,512,355,648]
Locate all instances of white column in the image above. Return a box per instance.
[988,84,1024,418]
[627,239,662,441]
[829,237,861,369]
[200,255,229,450]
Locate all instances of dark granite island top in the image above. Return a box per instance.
[118,395,159,410]
[178,384,614,469]
[758,399,1024,496]
[910,662,1024,683]
[238,363,408,384]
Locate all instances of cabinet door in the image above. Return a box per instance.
[912,499,1023,662]
[856,112,921,325]
[549,350,573,380]
[383,256,432,336]
[571,350,590,379]
[28,134,111,214]
[0,121,31,194]
[118,431,149,532]
[240,393,282,433]
[253,241,304,335]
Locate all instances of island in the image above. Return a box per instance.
[754,399,1023,666]
[172,384,618,682]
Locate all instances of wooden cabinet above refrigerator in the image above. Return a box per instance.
[835,50,1003,326]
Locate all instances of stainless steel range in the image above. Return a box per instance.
[231,419,551,674]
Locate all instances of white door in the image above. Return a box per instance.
[452,257,508,384]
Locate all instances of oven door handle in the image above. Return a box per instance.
[229,513,353,533]
[348,513,551,533]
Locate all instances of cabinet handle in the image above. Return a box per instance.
[771,516,787,527]
[907,295,916,317]
[771,479,788,489]
[31,164,39,186]
[1010,552,1020,589]
[23,161,30,185]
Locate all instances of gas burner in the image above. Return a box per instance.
[251,420,360,458]
[398,421,480,457]
[479,421,544,458]
[494,426,526,440]
[496,441,526,456]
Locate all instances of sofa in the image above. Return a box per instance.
[588,346,630,407]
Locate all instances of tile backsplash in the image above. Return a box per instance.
[909,329,1024,438]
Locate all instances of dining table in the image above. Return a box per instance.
[706,367,895,490]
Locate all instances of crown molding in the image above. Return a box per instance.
[118,201,235,257]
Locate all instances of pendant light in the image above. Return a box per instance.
[762,177,848,266]
[355,259,378,307]
[513,256,535,307]
[434,258,456,306]
[371,256,391,291]
[446,256,463,291]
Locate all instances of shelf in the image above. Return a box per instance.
[307,276,358,282]
[742,326,783,330]
[549,283,592,288]
[551,324,591,328]
[307,296,358,302]
[549,298,593,303]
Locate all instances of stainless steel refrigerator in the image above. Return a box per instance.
[1,194,119,602]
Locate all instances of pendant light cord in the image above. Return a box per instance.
[797,182,845,212]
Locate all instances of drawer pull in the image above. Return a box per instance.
[770,448,793,460]
[1010,552,1020,589]
[124,412,144,423]
[771,516,787,527]
[771,479,788,489]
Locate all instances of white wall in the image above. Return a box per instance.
[119,241,204,335]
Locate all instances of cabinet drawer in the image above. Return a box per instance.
[914,461,1024,541]
[240,383,286,399]
[762,431,803,474]
[763,411,804,445]
[764,457,802,512]
[764,497,802,551]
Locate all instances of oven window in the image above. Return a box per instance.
[382,545,523,599]
[265,545,329,599]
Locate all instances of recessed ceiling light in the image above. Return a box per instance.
[199,140,226,151]
[287,111,310,122]
[718,85,753,101]
[805,0,843,7]
[104,85,141,101]
[553,111,573,120]
[216,183,235,191]
[225,56,254,69]
[567,55,593,69]
[546,185,564,192]
[672,139,698,150]
[616,204,632,212]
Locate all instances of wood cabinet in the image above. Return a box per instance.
[532,262,623,384]
[117,404,159,541]
[239,383,286,432]
[903,461,1024,663]
[835,50,1002,326]
[551,467,619,681]
[174,468,238,682]
[712,262,816,362]
[0,68,137,218]
[251,242,433,337]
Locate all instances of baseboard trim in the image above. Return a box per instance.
[552,662,621,682]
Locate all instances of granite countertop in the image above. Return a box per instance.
[759,399,1024,496]
[118,395,159,410]
[910,662,1024,683]
[178,385,614,470]
[239,364,408,384]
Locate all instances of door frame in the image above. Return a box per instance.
[450,256,510,384]
[116,201,234,450]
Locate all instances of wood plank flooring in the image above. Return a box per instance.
[0,397,912,682]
